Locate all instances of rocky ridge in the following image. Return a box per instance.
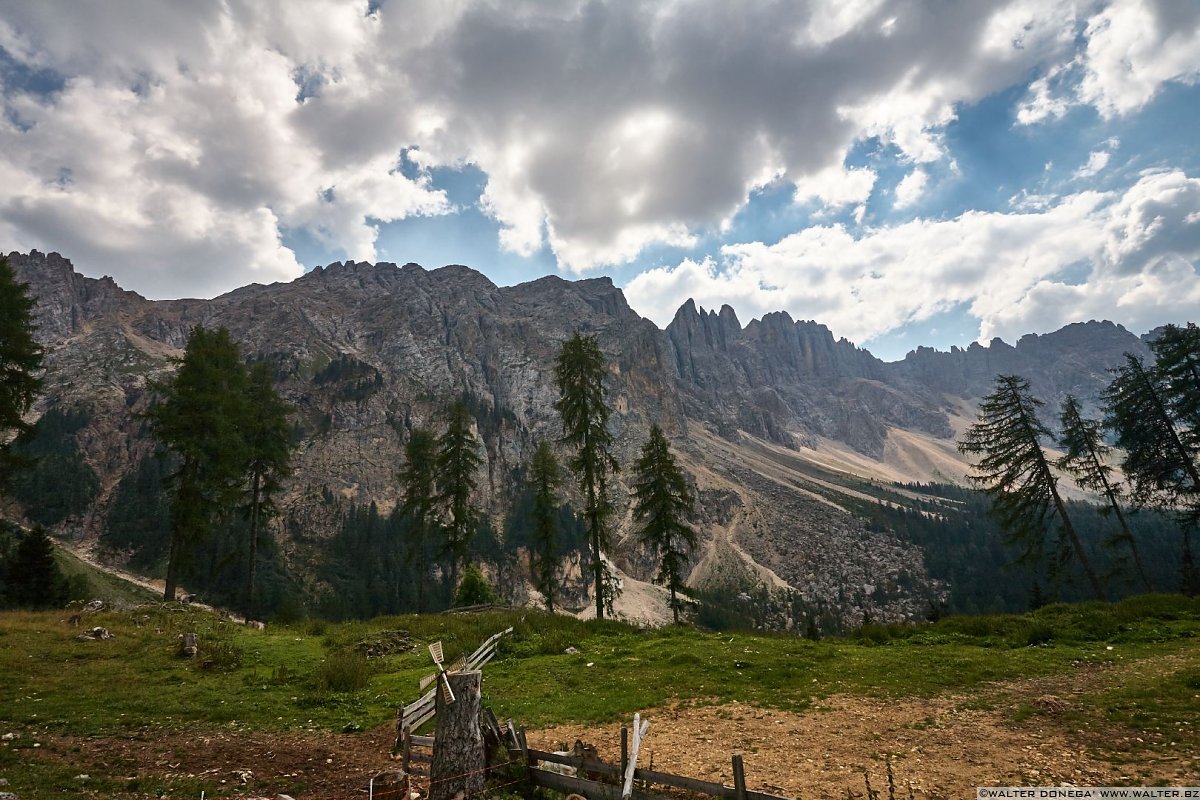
[4,250,1162,625]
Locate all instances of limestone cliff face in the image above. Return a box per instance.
[664,301,950,455]
[7,250,1158,623]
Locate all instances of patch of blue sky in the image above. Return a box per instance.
[861,302,982,362]
[0,46,66,99]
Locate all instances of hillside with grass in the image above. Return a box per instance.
[1,597,1198,798]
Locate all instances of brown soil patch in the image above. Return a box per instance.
[528,664,1200,800]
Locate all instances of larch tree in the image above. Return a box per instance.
[1104,353,1200,512]
[1057,395,1151,591]
[958,375,1105,600]
[147,326,250,601]
[436,399,483,600]
[398,427,440,612]
[554,333,620,619]
[0,255,43,483]
[1152,323,1200,436]
[1105,351,1200,595]
[240,362,293,617]
[631,424,696,624]
[528,440,562,612]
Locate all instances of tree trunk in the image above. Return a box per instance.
[164,527,182,601]
[1046,472,1106,601]
[247,472,261,618]
[429,670,485,800]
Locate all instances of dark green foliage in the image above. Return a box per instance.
[5,407,99,527]
[631,424,696,623]
[1104,353,1200,513]
[959,375,1105,599]
[455,563,497,606]
[398,428,440,612]
[436,400,483,595]
[240,363,293,617]
[554,333,619,618]
[2,526,68,609]
[146,326,251,600]
[1058,395,1151,590]
[528,441,563,612]
[312,353,383,403]
[860,483,1182,613]
[315,650,372,692]
[0,255,43,483]
[102,454,173,570]
[1152,323,1200,437]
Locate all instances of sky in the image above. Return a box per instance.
[1,1,1199,361]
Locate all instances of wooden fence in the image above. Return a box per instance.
[394,626,513,745]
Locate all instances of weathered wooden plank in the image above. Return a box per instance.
[527,768,675,800]
[732,755,747,800]
[523,749,790,800]
[411,734,435,748]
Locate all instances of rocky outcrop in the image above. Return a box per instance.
[7,250,1164,623]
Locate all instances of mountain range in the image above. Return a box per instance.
[4,249,1164,625]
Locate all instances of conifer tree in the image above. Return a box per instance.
[0,255,43,482]
[1105,351,1200,594]
[1057,395,1151,591]
[147,326,250,601]
[631,424,696,623]
[3,526,68,608]
[436,400,482,598]
[958,375,1105,600]
[1150,323,1200,449]
[398,427,439,612]
[240,362,293,617]
[528,440,562,612]
[1103,353,1200,512]
[554,333,619,619]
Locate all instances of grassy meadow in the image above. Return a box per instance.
[1,594,1199,796]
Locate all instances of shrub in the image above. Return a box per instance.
[315,650,371,692]
[455,564,497,607]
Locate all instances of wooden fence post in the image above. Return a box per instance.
[732,755,747,800]
[429,671,485,800]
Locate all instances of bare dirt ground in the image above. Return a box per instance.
[529,660,1200,800]
[11,655,1198,799]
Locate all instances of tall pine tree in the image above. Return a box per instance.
[631,424,696,624]
[147,326,249,601]
[528,440,562,612]
[398,427,439,612]
[555,333,619,619]
[0,255,44,483]
[959,375,1105,600]
[240,362,293,617]
[436,400,482,600]
[1057,395,1151,591]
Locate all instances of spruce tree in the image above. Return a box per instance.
[398,427,439,612]
[3,526,67,608]
[1057,395,1151,591]
[528,440,562,612]
[554,333,619,619]
[631,424,696,624]
[436,400,482,599]
[0,255,44,482]
[146,326,250,601]
[240,362,293,617]
[958,375,1105,600]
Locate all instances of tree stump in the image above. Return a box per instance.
[429,670,485,800]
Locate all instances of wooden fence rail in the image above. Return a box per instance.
[395,627,513,744]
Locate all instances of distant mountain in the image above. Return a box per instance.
[4,250,1167,626]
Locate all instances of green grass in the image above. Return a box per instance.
[53,546,159,607]
[2,596,1199,798]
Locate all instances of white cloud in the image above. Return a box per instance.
[893,169,928,209]
[0,0,1197,295]
[625,171,1200,346]
[1019,0,1200,124]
